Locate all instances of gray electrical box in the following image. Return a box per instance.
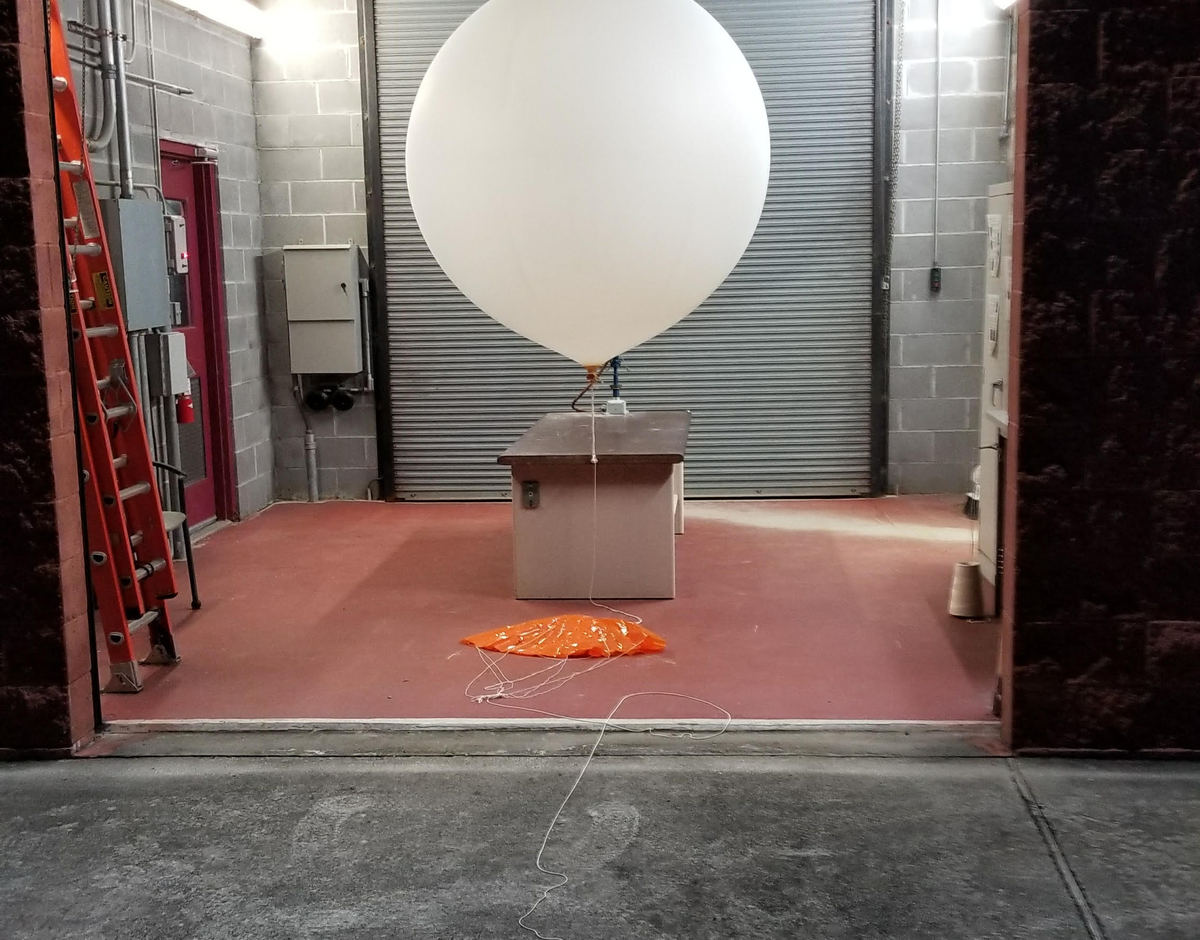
[144,331,190,398]
[283,245,364,374]
[976,181,1014,613]
[100,198,171,330]
[164,214,189,274]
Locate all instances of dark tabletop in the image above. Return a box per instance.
[498,411,691,465]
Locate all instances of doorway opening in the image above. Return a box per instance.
[92,3,1003,738]
[158,141,236,527]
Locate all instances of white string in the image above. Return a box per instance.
[467,662,730,742]
[587,382,643,625]
[589,379,598,465]
[459,370,731,938]
[466,645,626,703]
[515,691,732,940]
[462,383,648,708]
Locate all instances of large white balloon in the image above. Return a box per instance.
[405,0,771,368]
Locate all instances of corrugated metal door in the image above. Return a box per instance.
[374,0,876,498]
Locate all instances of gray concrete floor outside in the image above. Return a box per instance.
[2,730,1197,939]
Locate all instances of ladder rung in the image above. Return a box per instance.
[78,298,95,311]
[96,376,112,391]
[106,403,137,421]
[64,217,78,230]
[53,76,68,93]
[59,160,83,175]
[136,558,167,582]
[70,243,102,257]
[129,531,144,548]
[86,324,118,338]
[119,481,151,501]
[113,454,128,470]
[127,609,159,633]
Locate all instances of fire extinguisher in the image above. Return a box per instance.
[176,392,195,424]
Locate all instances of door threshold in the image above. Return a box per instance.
[189,516,230,544]
[105,717,999,733]
[87,718,1007,760]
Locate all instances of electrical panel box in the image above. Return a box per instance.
[977,181,1014,609]
[99,198,171,330]
[165,214,189,274]
[166,331,189,395]
[284,245,364,374]
[144,330,191,398]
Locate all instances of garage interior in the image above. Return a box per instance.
[5,0,1198,753]
[54,0,1012,729]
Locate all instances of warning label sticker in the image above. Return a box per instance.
[92,272,115,310]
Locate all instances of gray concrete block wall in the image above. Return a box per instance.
[253,0,378,502]
[62,0,272,517]
[889,0,1011,495]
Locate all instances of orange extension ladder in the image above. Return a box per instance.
[48,0,181,692]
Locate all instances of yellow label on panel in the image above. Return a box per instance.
[92,271,115,310]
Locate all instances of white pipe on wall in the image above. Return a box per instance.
[932,0,942,269]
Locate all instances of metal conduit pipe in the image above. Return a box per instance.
[305,431,319,502]
[131,332,154,443]
[146,0,164,196]
[93,178,165,202]
[1000,13,1015,138]
[69,46,193,97]
[129,73,192,96]
[123,0,138,64]
[88,0,118,153]
[932,0,943,270]
[165,416,185,557]
[293,379,320,502]
[154,400,170,502]
[108,0,135,197]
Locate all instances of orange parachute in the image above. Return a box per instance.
[462,614,666,658]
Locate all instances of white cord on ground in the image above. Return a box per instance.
[460,370,732,939]
[515,691,732,940]
[466,645,626,702]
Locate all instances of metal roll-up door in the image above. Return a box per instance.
[374,0,877,499]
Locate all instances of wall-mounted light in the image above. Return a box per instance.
[165,0,266,40]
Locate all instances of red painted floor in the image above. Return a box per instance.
[103,497,1001,722]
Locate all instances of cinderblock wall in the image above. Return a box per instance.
[889,0,1011,494]
[63,0,272,517]
[253,0,378,501]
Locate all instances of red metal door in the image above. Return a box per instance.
[161,153,219,523]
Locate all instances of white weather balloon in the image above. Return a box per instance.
[405,0,771,368]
